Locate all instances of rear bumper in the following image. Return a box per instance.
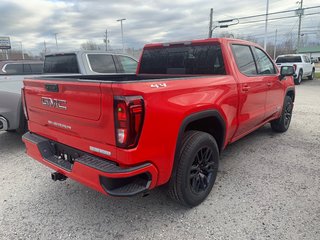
[22,132,158,197]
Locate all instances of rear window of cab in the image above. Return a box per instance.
[276,56,302,63]
[139,43,226,75]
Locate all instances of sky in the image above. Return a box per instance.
[0,0,319,55]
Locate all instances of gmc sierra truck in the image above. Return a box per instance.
[22,38,295,207]
[0,51,137,132]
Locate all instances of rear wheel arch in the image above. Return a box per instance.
[175,110,226,158]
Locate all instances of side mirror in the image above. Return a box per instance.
[279,66,294,80]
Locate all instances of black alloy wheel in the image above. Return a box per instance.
[189,147,215,194]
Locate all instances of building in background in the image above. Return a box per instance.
[298,46,320,62]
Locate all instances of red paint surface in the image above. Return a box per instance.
[23,38,294,195]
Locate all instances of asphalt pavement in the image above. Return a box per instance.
[1,78,319,240]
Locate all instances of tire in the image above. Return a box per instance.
[294,70,302,85]
[308,69,315,80]
[271,96,293,133]
[167,131,219,207]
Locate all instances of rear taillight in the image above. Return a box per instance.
[114,96,144,148]
[293,64,297,72]
[21,88,29,120]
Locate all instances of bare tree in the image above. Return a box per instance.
[217,31,260,44]
[80,40,101,50]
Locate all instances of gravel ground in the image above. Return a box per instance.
[1,79,319,240]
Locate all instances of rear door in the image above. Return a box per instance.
[253,47,283,120]
[231,44,268,138]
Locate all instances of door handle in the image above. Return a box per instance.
[267,82,272,87]
[242,85,250,92]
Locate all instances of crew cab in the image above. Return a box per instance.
[275,54,315,85]
[0,51,137,132]
[43,51,137,75]
[22,38,295,207]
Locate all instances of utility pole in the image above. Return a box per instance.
[209,8,213,38]
[297,0,304,51]
[18,41,24,60]
[104,29,108,51]
[117,18,126,53]
[54,33,59,51]
[273,29,277,60]
[43,40,47,55]
[263,0,269,50]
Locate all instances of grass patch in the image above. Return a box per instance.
[315,72,320,79]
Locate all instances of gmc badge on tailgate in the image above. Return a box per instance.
[41,97,67,110]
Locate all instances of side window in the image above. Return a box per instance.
[30,63,43,74]
[304,56,310,63]
[254,47,276,75]
[231,44,257,76]
[4,64,24,74]
[118,56,138,73]
[302,56,307,63]
[23,64,32,74]
[87,54,116,73]
[44,54,79,74]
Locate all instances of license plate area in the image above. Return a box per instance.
[53,143,82,164]
[37,140,84,172]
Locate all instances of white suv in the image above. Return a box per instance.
[275,54,315,85]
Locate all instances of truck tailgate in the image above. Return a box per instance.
[23,79,116,148]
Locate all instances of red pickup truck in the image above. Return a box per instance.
[22,38,295,207]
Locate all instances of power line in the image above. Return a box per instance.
[213,5,320,48]
[236,12,320,25]
[214,5,320,26]
[234,5,320,21]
